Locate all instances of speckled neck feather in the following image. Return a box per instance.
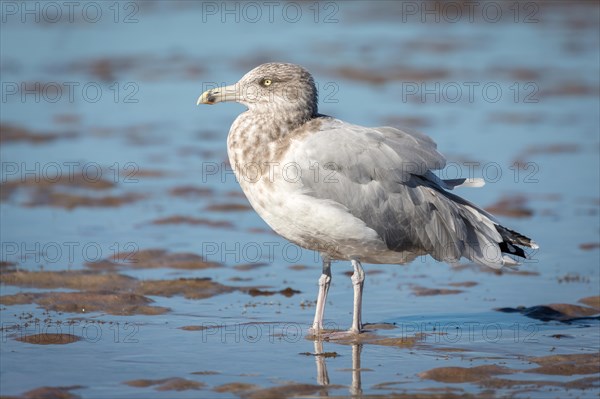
[226,63,322,172]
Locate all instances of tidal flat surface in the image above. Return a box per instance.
[1,2,599,398]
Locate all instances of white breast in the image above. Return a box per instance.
[227,126,394,261]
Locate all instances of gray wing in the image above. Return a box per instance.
[294,118,504,266]
[298,119,447,186]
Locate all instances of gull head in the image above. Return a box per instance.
[197,63,318,118]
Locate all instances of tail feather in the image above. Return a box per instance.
[496,224,539,253]
[418,176,538,269]
[443,191,538,268]
[444,177,486,189]
[463,220,537,268]
[424,171,485,190]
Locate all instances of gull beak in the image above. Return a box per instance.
[197,84,238,105]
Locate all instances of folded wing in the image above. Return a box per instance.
[292,118,535,268]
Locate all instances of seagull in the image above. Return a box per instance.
[197,63,538,335]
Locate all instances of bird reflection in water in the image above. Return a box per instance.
[312,340,364,396]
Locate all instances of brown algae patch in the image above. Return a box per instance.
[0,270,135,291]
[527,353,600,376]
[312,331,424,348]
[247,287,301,297]
[25,191,144,209]
[363,322,397,330]
[484,195,533,218]
[16,333,82,345]
[0,261,17,270]
[420,358,600,391]
[0,292,41,306]
[154,378,204,391]
[437,356,597,390]
[87,248,221,270]
[539,83,600,98]
[411,286,464,296]
[61,53,205,82]
[0,123,77,144]
[234,262,270,271]
[247,227,278,235]
[288,264,310,271]
[169,185,213,198]
[373,384,469,396]
[447,281,478,288]
[137,278,236,299]
[0,292,169,316]
[330,66,448,85]
[579,296,600,309]
[125,169,167,178]
[124,377,204,391]
[579,242,600,251]
[37,292,168,315]
[545,303,600,318]
[419,364,514,383]
[1,173,114,204]
[2,173,114,192]
[213,382,259,394]
[180,325,214,331]
[5,385,85,399]
[0,166,146,209]
[480,375,600,390]
[151,215,234,229]
[550,334,574,339]
[205,203,252,212]
[368,335,424,348]
[0,268,251,315]
[242,383,328,399]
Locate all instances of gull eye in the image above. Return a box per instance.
[261,78,272,87]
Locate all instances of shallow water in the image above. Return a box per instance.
[1,1,599,398]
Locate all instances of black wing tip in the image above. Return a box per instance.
[499,241,527,258]
[495,225,538,259]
